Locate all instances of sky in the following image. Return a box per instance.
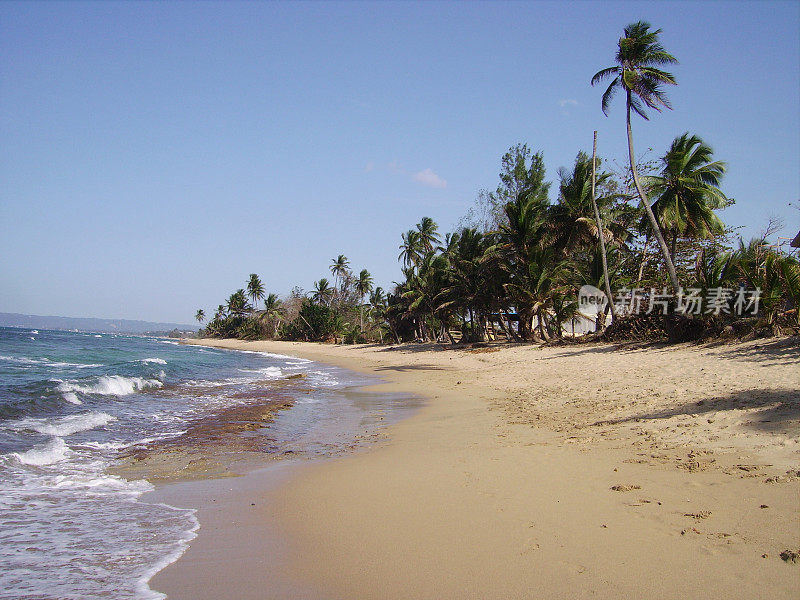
[1,0,798,324]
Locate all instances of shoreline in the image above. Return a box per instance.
[152,337,799,599]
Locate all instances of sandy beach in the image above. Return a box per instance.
[150,337,800,599]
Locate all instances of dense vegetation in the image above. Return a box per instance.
[196,21,799,345]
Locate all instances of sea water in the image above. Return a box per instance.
[0,327,412,599]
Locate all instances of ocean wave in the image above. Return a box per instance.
[56,375,163,397]
[0,355,103,369]
[237,366,283,378]
[141,357,167,365]
[159,340,179,345]
[13,437,71,466]
[62,392,82,405]
[10,412,116,437]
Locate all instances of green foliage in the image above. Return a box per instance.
[280,299,339,342]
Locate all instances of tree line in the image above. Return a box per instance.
[196,21,799,344]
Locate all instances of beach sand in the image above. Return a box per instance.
[150,337,800,599]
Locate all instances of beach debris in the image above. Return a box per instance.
[684,511,712,520]
[760,504,769,509]
[735,464,763,472]
[764,470,800,484]
[680,527,702,536]
[779,549,799,564]
[611,484,641,492]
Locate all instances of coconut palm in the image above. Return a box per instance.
[355,269,374,332]
[195,309,205,324]
[330,255,350,297]
[311,278,334,305]
[592,20,681,291]
[643,133,729,260]
[416,217,441,254]
[215,305,226,320]
[258,293,284,337]
[551,151,628,255]
[227,289,250,316]
[247,274,265,311]
[399,229,424,268]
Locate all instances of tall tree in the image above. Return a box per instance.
[330,255,350,298]
[399,229,424,268]
[312,278,334,306]
[355,269,374,332]
[416,217,441,254]
[247,274,265,310]
[591,133,617,321]
[592,21,681,291]
[643,132,729,260]
[195,309,205,324]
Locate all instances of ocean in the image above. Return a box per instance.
[0,327,413,599]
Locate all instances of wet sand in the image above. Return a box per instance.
[151,337,800,599]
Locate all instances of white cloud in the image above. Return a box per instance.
[412,168,447,189]
[559,98,579,107]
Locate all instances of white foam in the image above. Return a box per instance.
[237,366,283,379]
[62,392,82,405]
[12,412,116,437]
[56,375,163,396]
[30,330,39,334]
[0,355,102,369]
[159,340,179,345]
[141,358,167,365]
[94,335,102,338]
[14,438,70,466]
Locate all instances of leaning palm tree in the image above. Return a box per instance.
[592,21,681,291]
[355,269,373,332]
[247,274,265,311]
[195,309,205,324]
[643,133,729,260]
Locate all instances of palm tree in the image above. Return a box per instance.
[247,274,265,311]
[643,133,729,260]
[592,20,681,291]
[330,255,350,300]
[416,217,441,254]
[195,309,205,324]
[591,132,617,322]
[227,289,250,316]
[399,229,424,268]
[355,269,373,332]
[495,168,552,340]
[311,278,334,305]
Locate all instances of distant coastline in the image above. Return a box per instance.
[0,312,198,335]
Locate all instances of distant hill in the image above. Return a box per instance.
[0,312,198,335]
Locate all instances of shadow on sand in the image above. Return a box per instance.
[595,387,799,434]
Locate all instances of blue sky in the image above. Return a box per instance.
[1,1,798,323]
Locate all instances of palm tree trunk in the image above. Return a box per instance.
[670,230,678,264]
[591,131,617,320]
[626,92,680,291]
[637,232,651,284]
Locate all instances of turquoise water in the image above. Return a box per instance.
[0,327,411,599]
